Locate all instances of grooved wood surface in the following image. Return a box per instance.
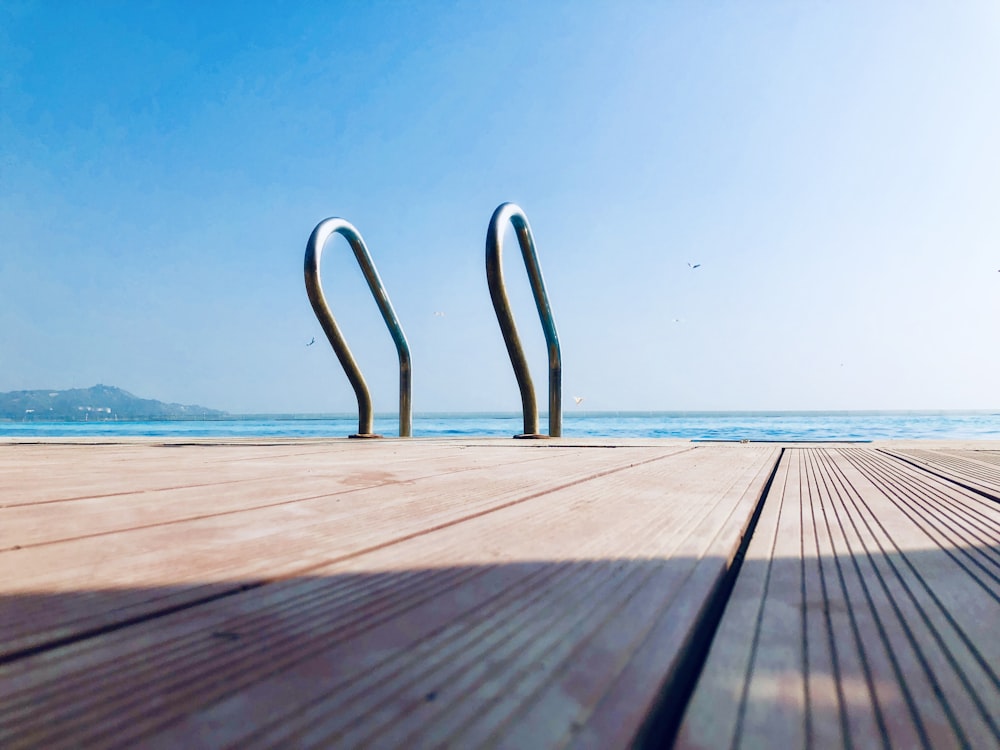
[881,447,1000,499]
[677,447,1000,750]
[0,439,776,749]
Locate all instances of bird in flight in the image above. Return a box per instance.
[688,262,701,269]
[433,311,446,317]
[306,337,315,346]
[573,396,584,405]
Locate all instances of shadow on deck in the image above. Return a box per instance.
[2,541,997,749]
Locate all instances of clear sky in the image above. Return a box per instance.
[2,1,999,414]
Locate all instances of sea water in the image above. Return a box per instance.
[3,411,1000,440]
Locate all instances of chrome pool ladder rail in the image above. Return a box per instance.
[304,218,412,438]
[486,202,562,438]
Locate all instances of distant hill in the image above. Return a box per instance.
[0,385,227,421]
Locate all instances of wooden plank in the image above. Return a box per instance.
[0,442,342,505]
[881,447,1000,501]
[677,447,1000,749]
[0,443,690,657]
[0,444,779,749]
[663,445,793,749]
[0,440,519,507]
[1,442,592,546]
[844,448,1000,571]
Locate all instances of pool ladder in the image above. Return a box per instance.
[486,203,562,438]
[304,203,561,438]
[304,219,411,438]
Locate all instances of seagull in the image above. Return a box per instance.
[688,262,701,269]
[306,337,315,346]
[573,396,584,405]
[433,311,446,317]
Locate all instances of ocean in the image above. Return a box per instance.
[3,411,1000,441]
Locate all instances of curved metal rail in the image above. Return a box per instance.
[486,203,562,438]
[304,218,411,438]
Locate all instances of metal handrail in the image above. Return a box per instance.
[304,218,411,438]
[485,203,562,438]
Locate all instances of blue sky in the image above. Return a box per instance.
[2,1,999,414]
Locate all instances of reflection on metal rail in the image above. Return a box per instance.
[304,218,411,438]
[486,202,562,438]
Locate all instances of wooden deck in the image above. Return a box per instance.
[1,439,998,748]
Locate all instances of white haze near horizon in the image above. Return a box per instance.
[1,2,998,415]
